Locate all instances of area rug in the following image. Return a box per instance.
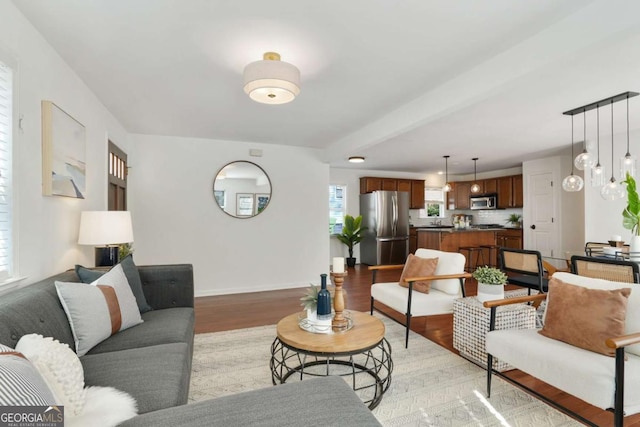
[189,314,580,426]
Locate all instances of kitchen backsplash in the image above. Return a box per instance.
[410,208,523,227]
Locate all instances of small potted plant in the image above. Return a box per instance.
[336,214,367,267]
[300,284,320,321]
[506,214,522,228]
[472,265,508,303]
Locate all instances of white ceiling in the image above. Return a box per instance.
[12,0,640,175]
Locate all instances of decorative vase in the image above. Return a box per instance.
[316,274,332,321]
[631,235,640,261]
[476,283,504,303]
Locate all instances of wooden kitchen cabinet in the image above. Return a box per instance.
[397,179,412,193]
[360,177,382,193]
[496,229,523,250]
[455,182,471,210]
[410,180,425,209]
[382,178,397,191]
[497,175,523,208]
[483,178,498,194]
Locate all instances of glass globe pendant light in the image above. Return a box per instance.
[620,93,636,179]
[574,110,595,170]
[601,99,626,200]
[442,155,452,192]
[562,115,584,192]
[591,105,606,187]
[470,158,481,193]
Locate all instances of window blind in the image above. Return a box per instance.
[0,60,13,280]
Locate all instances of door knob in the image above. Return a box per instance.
[530,224,536,230]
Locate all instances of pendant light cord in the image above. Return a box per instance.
[597,106,600,164]
[571,115,575,174]
[611,99,615,181]
[627,94,631,156]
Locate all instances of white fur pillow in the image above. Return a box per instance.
[16,334,85,416]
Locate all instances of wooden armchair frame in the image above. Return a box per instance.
[369,263,471,348]
[483,295,640,427]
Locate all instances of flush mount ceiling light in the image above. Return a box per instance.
[243,52,300,105]
[442,155,452,192]
[348,156,365,163]
[470,158,481,193]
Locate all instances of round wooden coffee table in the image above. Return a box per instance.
[270,311,392,409]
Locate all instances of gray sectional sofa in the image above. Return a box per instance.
[0,263,381,426]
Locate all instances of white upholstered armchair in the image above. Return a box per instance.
[369,248,471,347]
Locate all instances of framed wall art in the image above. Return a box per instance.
[236,193,254,217]
[255,193,270,214]
[42,100,86,198]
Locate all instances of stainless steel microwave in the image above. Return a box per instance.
[470,194,497,210]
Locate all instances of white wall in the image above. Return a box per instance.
[128,135,329,296]
[0,1,130,287]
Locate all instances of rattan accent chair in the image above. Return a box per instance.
[499,248,548,294]
[570,255,640,283]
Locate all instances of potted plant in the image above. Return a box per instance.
[336,214,367,268]
[472,266,508,302]
[622,172,640,258]
[506,213,522,228]
[300,284,320,321]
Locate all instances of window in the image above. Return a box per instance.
[108,141,127,210]
[0,58,13,281]
[329,184,346,234]
[420,188,445,218]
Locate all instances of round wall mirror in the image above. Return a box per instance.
[213,161,272,218]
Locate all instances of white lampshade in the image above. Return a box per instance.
[243,52,300,105]
[78,211,134,246]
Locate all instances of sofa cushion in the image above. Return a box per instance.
[0,344,57,406]
[76,255,153,313]
[487,328,640,415]
[539,277,631,356]
[399,255,438,293]
[371,282,456,316]
[414,249,465,295]
[0,271,78,349]
[81,343,191,414]
[552,272,640,356]
[56,264,143,356]
[117,376,382,427]
[88,308,194,355]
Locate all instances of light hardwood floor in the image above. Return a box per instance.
[194,264,639,427]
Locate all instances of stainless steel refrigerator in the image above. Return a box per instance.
[360,191,409,265]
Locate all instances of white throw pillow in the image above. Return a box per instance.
[0,343,56,406]
[56,263,143,356]
[15,334,85,416]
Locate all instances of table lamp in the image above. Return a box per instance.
[78,211,134,267]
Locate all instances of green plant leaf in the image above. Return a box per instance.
[622,172,640,235]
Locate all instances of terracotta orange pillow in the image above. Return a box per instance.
[398,255,439,294]
[539,277,631,357]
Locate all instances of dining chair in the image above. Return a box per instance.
[570,255,640,283]
[499,248,548,294]
[584,242,608,257]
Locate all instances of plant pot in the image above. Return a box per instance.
[631,235,640,261]
[476,283,504,303]
[306,308,317,322]
[346,257,356,268]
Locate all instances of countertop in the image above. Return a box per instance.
[414,227,520,232]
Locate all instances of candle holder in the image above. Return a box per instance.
[330,271,348,332]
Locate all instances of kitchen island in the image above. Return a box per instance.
[416,227,523,266]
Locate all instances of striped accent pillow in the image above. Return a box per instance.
[55,264,143,356]
[0,344,56,405]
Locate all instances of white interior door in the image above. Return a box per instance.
[527,171,557,254]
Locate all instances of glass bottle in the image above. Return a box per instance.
[316,274,332,320]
